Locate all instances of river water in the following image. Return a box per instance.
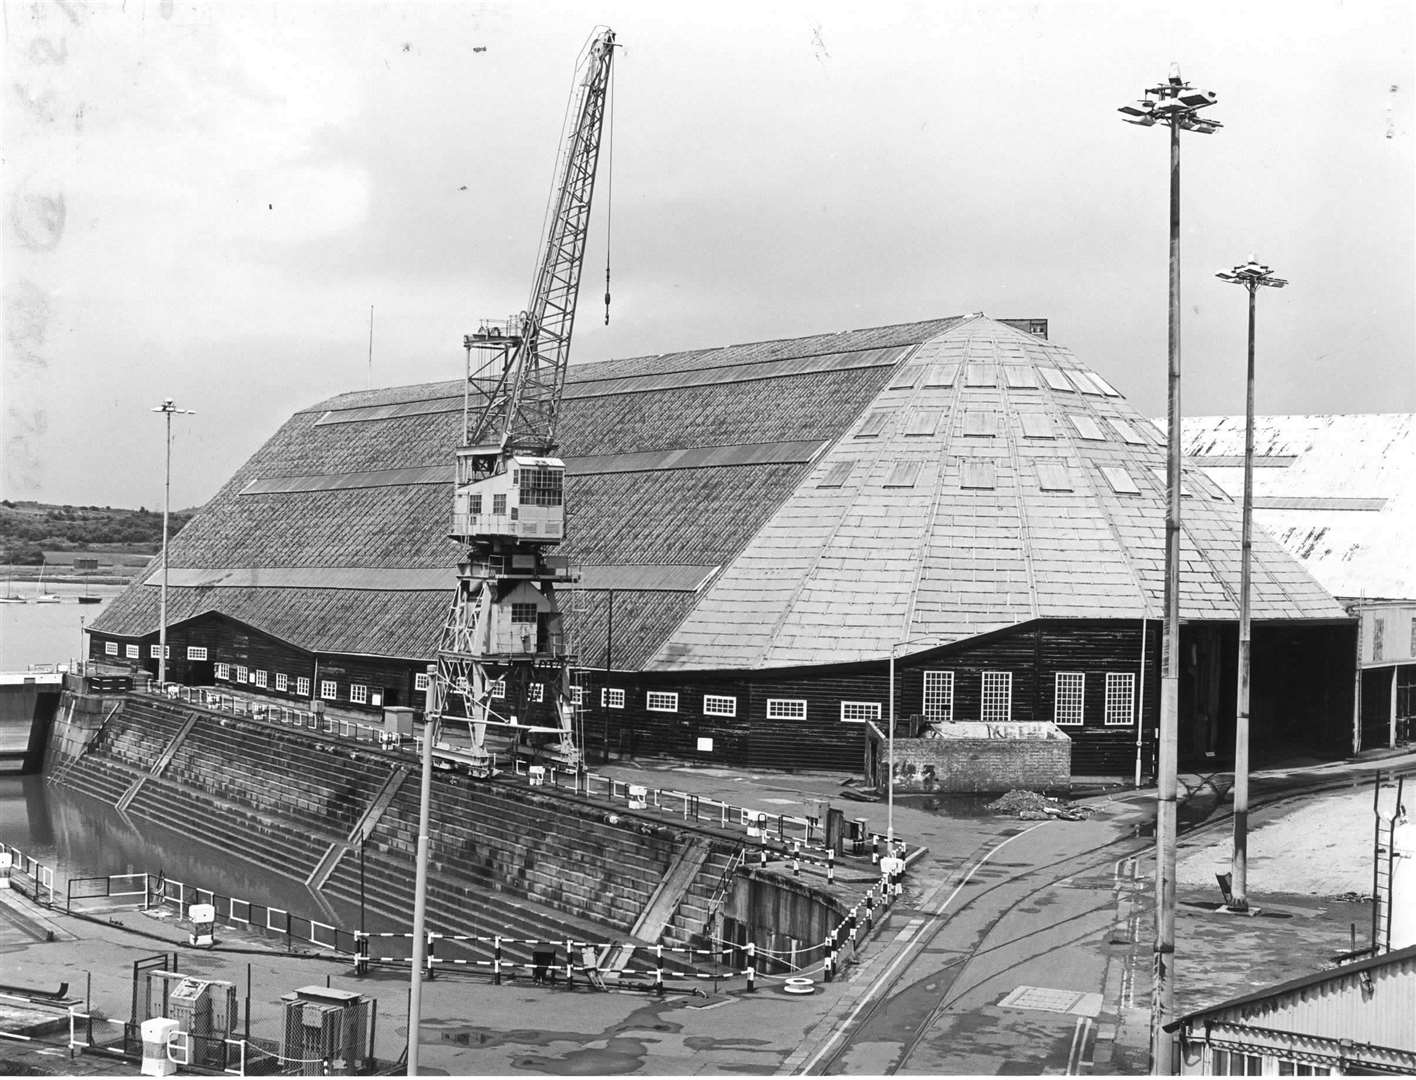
[1,588,351,924]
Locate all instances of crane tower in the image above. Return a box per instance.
[427,28,616,775]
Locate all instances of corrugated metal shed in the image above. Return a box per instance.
[1169,943,1416,1069]
[1184,413,1416,599]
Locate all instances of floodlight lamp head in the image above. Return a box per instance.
[1168,62,1183,85]
[1119,99,1155,118]
[1122,114,1158,127]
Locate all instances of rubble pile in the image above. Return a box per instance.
[986,789,1096,821]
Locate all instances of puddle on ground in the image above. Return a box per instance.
[895,793,1000,818]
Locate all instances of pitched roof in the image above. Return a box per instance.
[92,314,1347,665]
[653,316,1347,670]
[1184,413,1416,600]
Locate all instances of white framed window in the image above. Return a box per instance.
[529,683,545,703]
[148,644,170,659]
[981,672,1013,722]
[253,669,269,689]
[840,701,882,723]
[234,665,249,683]
[414,672,431,692]
[602,687,625,709]
[1105,673,1136,726]
[766,698,807,721]
[275,672,288,692]
[489,678,506,700]
[297,676,311,696]
[646,691,678,712]
[185,646,207,661]
[923,671,954,722]
[320,679,337,701]
[126,644,140,659]
[1054,672,1085,726]
[571,686,585,705]
[105,641,119,656]
[215,662,230,680]
[349,683,368,704]
[703,694,737,717]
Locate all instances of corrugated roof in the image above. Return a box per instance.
[1184,413,1416,599]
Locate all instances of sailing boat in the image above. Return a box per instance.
[1,566,25,604]
[33,563,61,603]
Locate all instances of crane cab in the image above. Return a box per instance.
[451,450,565,545]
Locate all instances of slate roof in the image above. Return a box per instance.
[1183,413,1416,601]
[652,317,1347,670]
[92,314,1348,666]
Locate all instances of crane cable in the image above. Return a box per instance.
[603,55,615,325]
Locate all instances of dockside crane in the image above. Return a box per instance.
[426,27,616,775]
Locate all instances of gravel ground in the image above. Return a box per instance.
[1177,787,1373,896]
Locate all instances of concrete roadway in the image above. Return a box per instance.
[792,798,1154,1076]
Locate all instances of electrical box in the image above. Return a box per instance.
[280,986,371,1075]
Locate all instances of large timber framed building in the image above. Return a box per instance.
[90,315,1356,774]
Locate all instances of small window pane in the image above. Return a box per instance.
[981,672,1012,722]
[1105,673,1136,726]
[1037,460,1074,492]
[297,677,311,696]
[766,698,807,720]
[818,460,856,488]
[704,694,737,717]
[924,363,959,387]
[1102,466,1141,494]
[349,683,367,704]
[1019,412,1055,438]
[1054,673,1084,726]
[646,691,678,712]
[855,411,890,438]
[511,602,537,623]
[885,462,921,488]
[275,673,289,692]
[1067,370,1106,395]
[962,410,999,437]
[1070,414,1106,440]
[105,641,119,655]
[320,680,337,700]
[964,362,996,387]
[414,672,431,691]
[906,410,940,436]
[1040,368,1074,392]
[186,646,207,661]
[1003,365,1039,389]
[1088,372,1122,397]
[960,460,996,490]
[923,671,954,721]
[1108,417,1146,444]
[840,701,882,723]
[602,687,625,709]
[890,366,922,389]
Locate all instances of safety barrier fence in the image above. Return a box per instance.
[59,1011,286,1076]
[0,839,57,905]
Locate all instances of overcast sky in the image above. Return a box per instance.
[4,0,1412,510]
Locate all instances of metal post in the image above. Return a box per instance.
[407,665,439,1077]
[150,400,192,685]
[1152,110,1183,1078]
[1230,282,1257,913]
[1216,257,1286,915]
[887,646,895,849]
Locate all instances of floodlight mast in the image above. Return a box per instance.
[1118,65,1220,1078]
[1216,259,1286,918]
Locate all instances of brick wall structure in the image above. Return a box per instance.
[865,720,1071,794]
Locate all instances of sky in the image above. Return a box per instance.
[3,0,1412,511]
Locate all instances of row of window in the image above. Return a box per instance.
[886,361,1121,396]
[823,456,1215,498]
[591,672,1135,727]
[101,641,1134,727]
[856,407,1150,445]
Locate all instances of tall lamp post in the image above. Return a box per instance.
[1216,258,1287,915]
[1118,66,1220,1076]
[151,398,195,686]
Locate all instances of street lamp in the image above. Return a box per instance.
[151,398,195,686]
[1119,65,1220,1077]
[1216,257,1287,915]
[885,637,938,855]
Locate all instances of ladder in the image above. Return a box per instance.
[1372,773,1404,952]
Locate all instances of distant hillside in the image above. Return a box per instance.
[0,500,194,565]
